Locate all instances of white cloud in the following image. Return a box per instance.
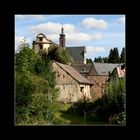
[86,46,105,56]
[81,17,108,29]
[66,32,102,43]
[118,16,125,24]
[29,22,102,45]
[30,22,76,34]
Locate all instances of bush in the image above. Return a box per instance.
[15,44,60,125]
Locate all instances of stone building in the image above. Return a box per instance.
[52,61,92,102]
[74,62,120,101]
[108,64,125,81]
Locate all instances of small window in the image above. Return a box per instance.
[63,75,65,79]
[39,44,43,49]
[80,87,84,92]
[39,37,43,41]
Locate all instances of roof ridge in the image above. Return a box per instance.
[54,61,92,84]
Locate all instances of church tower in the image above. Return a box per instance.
[59,27,65,49]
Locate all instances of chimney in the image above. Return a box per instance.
[84,47,87,64]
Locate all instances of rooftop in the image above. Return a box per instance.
[54,61,92,85]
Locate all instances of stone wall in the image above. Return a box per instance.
[86,75,109,101]
[52,62,91,102]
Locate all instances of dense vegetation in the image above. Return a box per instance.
[15,41,125,125]
[94,47,125,63]
[64,76,125,125]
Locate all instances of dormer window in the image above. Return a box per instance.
[39,37,43,41]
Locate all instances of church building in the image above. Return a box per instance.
[32,28,87,64]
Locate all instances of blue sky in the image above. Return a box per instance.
[15,15,125,60]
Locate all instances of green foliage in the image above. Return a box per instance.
[108,47,119,63]
[15,42,60,125]
[103,57,109,63]
[64,76,125,124]
[105,77,125,112]
[94,56,102,62]
[120,47,125,63]
[47,45,73,64]
[16,46,38,73]
[94,56,108,63]
[86,58,93,64]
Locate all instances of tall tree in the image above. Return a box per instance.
[103,57,109,63]
[86,58,93,64]
[120,47,125,63]
[108,47,119,63]
[94,56,102,62]
[47,45,73,65]
[15,43,59,125]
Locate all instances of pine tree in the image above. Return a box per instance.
[120,47,125,63]
[108,47,119,63]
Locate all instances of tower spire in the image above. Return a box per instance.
[59,27,65,49]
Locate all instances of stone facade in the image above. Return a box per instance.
[52,62,91,102]
[86,75,108,101]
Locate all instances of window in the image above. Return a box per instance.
[39,44,43,49]
[80,87,84,92]
[81,68,85,72]
[39,37,43,41]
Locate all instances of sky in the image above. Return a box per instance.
[15,15,125,60]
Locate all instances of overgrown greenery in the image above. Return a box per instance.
[15,42,60,125]
[47,45,73,65]
[86,58,93,64]
[64,76,125,125]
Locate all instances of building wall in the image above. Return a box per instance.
[33,37,51,53]
[52,63,91,102]
[86,75,108,101]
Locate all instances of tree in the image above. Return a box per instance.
[103,57,109,63]
[47,45,73,65]
[120,47,125,63]
[86,58,93,64]
[15,42,60,124]
[94,56,102,62]
[108,47,119,63]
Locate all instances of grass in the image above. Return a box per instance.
[54,103,107,125]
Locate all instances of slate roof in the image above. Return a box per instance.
[67,46,86,64]
[73,64,96,76]
[93,62,120,75]
[74,64,92,73]
[54,61,92,85]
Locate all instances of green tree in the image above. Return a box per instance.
[108,47,119,63]
[15,42,60,125]
[103,57,109,63]
[94,56,102,62]
[47,45,73,65]
[120,47,125,63]
[86,58,93,64]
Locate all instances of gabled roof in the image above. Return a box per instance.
[37,33,46,38]
[111,64,125,78]
[67,46,86,64]
[93,62,120,75]
[54,61,92,85]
